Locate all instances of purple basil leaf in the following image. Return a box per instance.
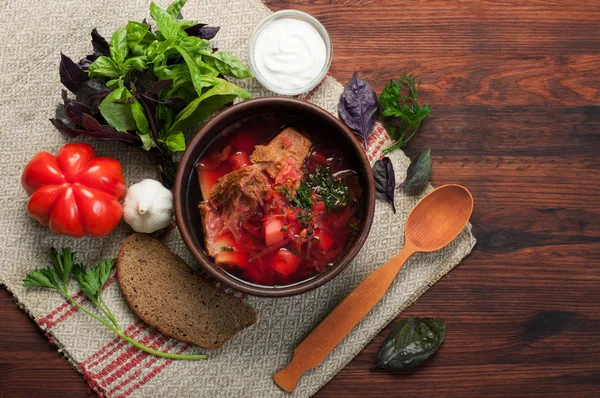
[65,100,92,125]
[150,79,173,95]
[81,114,142,144]
[78,53,100,69]
[60,53,89,93]
[75,79,111,112]
[160,96,186,110]
[185,23,220,40]
[338,71,379,149]
[91,28,110,56]
[372,157,396,213]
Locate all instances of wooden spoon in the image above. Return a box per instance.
[274,184,473,392]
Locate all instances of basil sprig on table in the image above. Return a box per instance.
[52,0,252,186]
[371,317,446,372]
[399,149,432,194]
[23,248,207,360]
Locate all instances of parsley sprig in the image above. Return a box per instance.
[380,73,431,154]
[23,248,207,360]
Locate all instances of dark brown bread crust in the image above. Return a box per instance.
[117,234,257,349]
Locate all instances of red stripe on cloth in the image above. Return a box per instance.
[118,343,193,398]
[39,274,117,330]
[91,327,160,380]
[82,321,146,369]
[98,331,169,390]
[107,339,183,396]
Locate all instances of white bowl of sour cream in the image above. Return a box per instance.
[248,10,333,96]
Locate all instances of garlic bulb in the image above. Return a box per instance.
[123,179,173,233]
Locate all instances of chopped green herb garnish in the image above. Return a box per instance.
[221,246,234,252]
[349,220,360,232]
[276,186,291,197]
[291,181,313,211]
[280,226,288,232]
[306,165,349,211]
[307,229,313,236]
[297,211,313,222]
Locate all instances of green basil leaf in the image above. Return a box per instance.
[203,51,253,79]
[174,44,203,95]
[88,56,120,79]
[372,317,446,372]
[126,21,156,56]
[399,149,432,194]
[123,56,148,71]
[23,268,60,289]
[130,98,155,150]
[177,19,199,30]
[161,130,186,152]
[110,27,129,67]
[150,2,186,41]
[100,86,136,132]
[170,80,250,132]
[166,0,186,18]
[178,36,211,56]
[105,79,121,90]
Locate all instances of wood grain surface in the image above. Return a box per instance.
[1,0,599,396]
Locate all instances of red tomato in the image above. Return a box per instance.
[21,143,125,238]
[264,216,286,246]
[215,251,249,269]
[313,230,334,251]
[272,249,302,276]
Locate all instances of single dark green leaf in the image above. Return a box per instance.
[166,0,187,18]
[126,21,156,56]
[88,56,121,79]
[150,2,186,41]
[372,157,396,213]
[161,130,186,152]
[399,149,432,195]
[110,27,129,67]
[23,268,60,289]
[130,98,155,149]
[100,86,137,132]
[170,80,250,132]
[372,317,446,371]
[203,51,253,79]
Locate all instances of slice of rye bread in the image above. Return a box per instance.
[117,234,257,349]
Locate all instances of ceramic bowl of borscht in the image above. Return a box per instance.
[174,97,375,297]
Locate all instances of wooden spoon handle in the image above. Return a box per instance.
[273,243,416,392]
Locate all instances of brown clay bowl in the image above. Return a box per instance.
[173,97,375,297]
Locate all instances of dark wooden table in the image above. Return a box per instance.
[2,1,599,396]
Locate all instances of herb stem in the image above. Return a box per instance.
[114,330,208,360]
[98,294,120,329]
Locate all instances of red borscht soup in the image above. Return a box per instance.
[195,115,361,286]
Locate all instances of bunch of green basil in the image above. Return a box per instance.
[53,0,252,185]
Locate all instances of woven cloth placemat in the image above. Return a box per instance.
[0,1,476,397]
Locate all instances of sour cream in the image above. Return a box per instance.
[250,14,331,94]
